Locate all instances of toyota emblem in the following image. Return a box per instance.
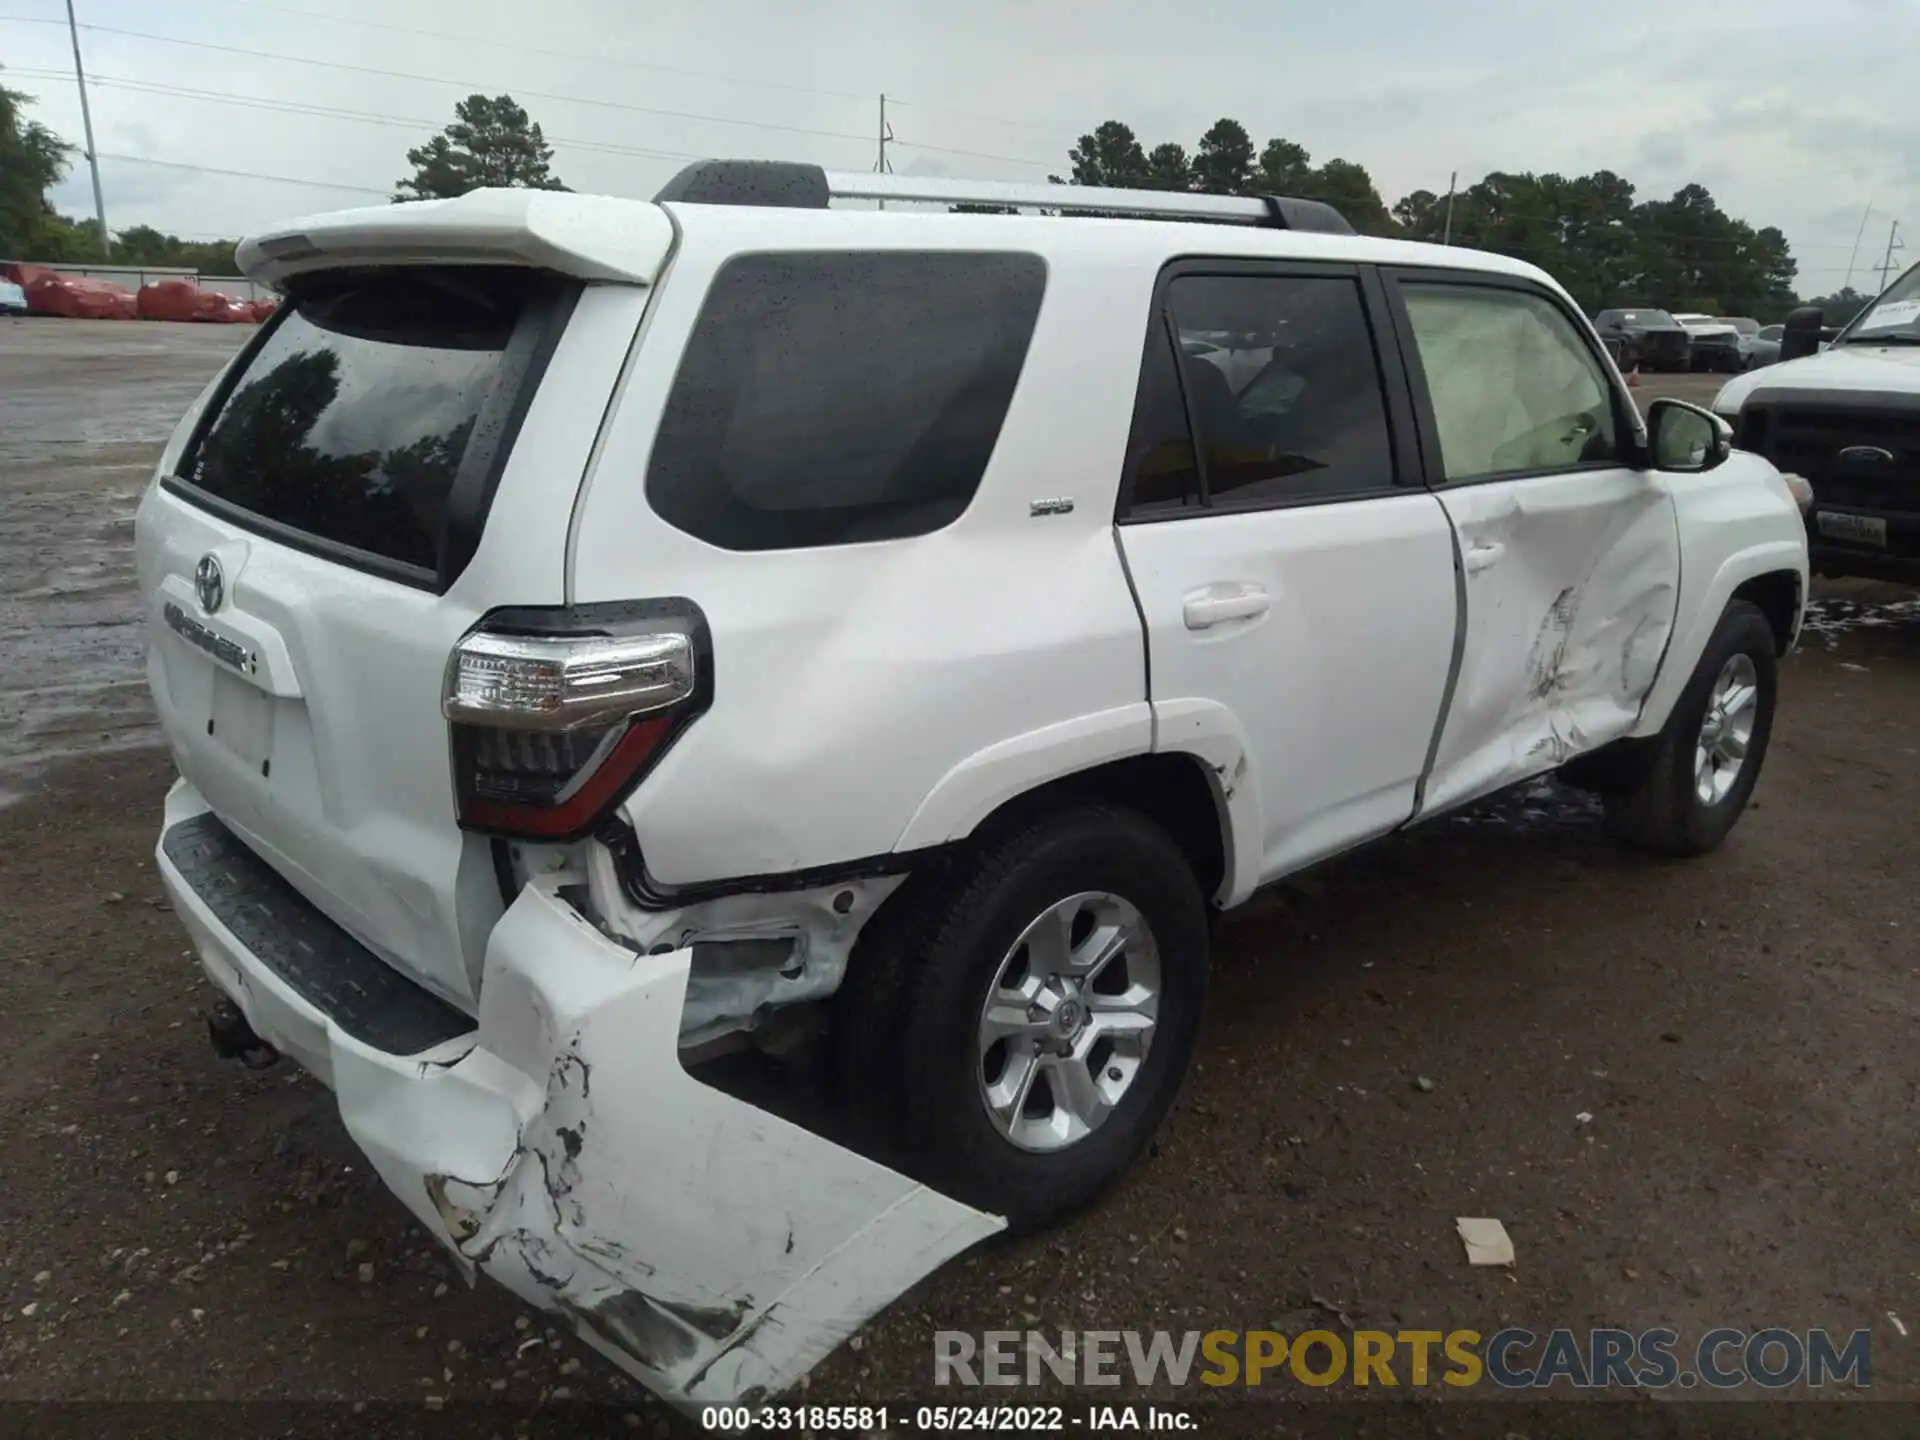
[194,554,225,614]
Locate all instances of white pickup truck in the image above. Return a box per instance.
[136,162,1810,1406]
[1714,262,1920,584]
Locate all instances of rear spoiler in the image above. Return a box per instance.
[236,189,676,288]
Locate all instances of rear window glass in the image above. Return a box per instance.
[181,269,529,577]
[646,251,1046,551]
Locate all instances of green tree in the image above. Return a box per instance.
[1055,117,1798,294]
[1066,121,1151,188]
[1144,143,1191,192]
[1392,188,1442,233]
[1626,183,1797,316]
[1,87,71,257]
[1255,138,1397,233]
[1391,168,1796,316]
[113,224,241,272]
[1190,118,1256,195]
[28,212,100,262]
[394,94,568,202]
[1805,287,1869,325]
[1060,120,1394,230]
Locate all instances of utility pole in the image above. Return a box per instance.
[1872,219,1904,292]
[65,0,110,258]
[1842,202,1872,293]
[874,93,893,210]
[1441,171,1457,245]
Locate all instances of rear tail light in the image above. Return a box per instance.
[443,601,709,839]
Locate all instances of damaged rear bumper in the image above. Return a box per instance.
[154,780,1002,1405]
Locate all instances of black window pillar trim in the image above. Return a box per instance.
[1160,305,1213,506]
[1364,264,1438,489]
[438,276,582,589]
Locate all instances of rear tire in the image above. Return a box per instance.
[1604,601,1777,856]
[839,805,1208,1229]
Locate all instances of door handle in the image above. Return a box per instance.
[1183,583,1271,630]
[1463,540,1507,574]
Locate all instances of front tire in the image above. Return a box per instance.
[842,805,1209,1229]
[1605,600,1777,855]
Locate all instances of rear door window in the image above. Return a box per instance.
[1122,270,1398,517]
[179,268,542,584]
[645,251,1046,551]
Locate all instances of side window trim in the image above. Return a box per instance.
[1116,257,1415,523]
[1380,266,1644,490]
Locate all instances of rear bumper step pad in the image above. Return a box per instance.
[161,812,472,1056]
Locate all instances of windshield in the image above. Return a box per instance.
[1840,263,1920,344]
[1718,317,1760,335]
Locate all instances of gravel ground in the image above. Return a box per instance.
[1,321,1915,1438]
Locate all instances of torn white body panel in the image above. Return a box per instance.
[157,782,1002,1407]
[581,842,906,1048]
[1420,470,1680,817]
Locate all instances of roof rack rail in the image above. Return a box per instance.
[652,161,1356,236]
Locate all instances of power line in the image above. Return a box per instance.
[5,6,1069,159]
[884,96,1067,137]
[13,22,1060,169]
[95,151,389,195]
[4,64,716,166]
[22,53,1890,251]
[201,0,1071,142]
[231,0,875,105]
[65,22,893,149]
[1872,220,1904,289]
[5,20,1883,259]
[889,134,1055,167]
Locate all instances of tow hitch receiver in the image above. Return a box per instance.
[207,998,279,1069]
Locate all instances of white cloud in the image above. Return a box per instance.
[3,0,1914,294]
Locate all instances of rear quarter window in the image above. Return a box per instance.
[645,250,1047,551]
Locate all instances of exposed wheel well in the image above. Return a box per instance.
[1732,570,1802,655]
[961,752,1229,903]
[833,751,1228,1127]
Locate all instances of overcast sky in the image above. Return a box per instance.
[2,0,1914,293]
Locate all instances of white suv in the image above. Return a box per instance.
[137,162,1809,1405]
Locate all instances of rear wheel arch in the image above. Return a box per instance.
[835,794,1214,1226]
[957,750,1231,904]
[834,751,1231,1098]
